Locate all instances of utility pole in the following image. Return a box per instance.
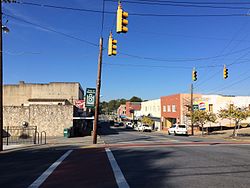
[190,83,194,136]
[93,37,103,144]
[0,1,3,151]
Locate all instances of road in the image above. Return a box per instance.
[100,124,250,188]
[1,122,250,188]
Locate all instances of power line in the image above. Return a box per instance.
[119,46,250,63]
[192,20,249,90]
[107,0,250,10]
[207,74,250,94]
[11,1,248,17]
[119,0,250,5]
[104,58,250,70]
[3,13,99,47]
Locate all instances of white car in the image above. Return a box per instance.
[168,124,188,135]
[125,122,134,129]
[138,124,152,132]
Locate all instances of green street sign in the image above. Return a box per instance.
[193,104,199,111]
[85,88,96,108]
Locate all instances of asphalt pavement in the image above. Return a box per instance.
[1,123,250,188]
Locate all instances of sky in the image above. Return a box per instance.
[2,0,250,101]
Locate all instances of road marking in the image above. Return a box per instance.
[28,149,73,188]
[105,148,130,188]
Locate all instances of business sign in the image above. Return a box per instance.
[85,88,96,108]
[199,102,206,110]
[75,100,85,109]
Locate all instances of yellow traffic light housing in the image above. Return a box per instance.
[223,66,228,79]
[192,69,197,81]
[108,33,117,56]
[117,2,128,33]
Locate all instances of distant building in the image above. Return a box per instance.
[126,101,141,119]
[161,93,250,131]
[140,99,161,131]
[117,104,126,118]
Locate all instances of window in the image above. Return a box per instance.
[209,104,213,112]
[163,105,166,112]
[172,105,176,112]
[178,125,186,128]
[167,105,171,112]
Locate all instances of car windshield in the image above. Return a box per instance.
[171,125,176,128]
[178,125,186,128]
[144,125,149,127]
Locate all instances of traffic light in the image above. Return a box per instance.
[108,33,117,56]
[192,69,197,81]
[116,2,128,33]
[223,66,228,79]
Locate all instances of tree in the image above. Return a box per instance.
[187,110,217,135]
[218,105,250,137]
[130,96,142,102]
[119,98,127,105]
[141,116,154,126]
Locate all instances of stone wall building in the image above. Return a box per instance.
[3,81,85,137]
[4,81,84,106]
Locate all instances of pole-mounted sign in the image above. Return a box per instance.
[85,88,96,108]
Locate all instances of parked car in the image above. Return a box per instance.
[114,122,120,127]
[125,122,134,129]
[168,124,188,136]
[138,124,152,132]
[142,125,153,132]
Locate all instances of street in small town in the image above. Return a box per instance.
[2,0,250,188]
[1,122,250,188]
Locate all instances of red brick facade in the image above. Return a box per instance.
[126,102,141,118]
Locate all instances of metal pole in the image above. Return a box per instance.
[0,1,3,151]
[93,37,103,144]
[190,83,194,136]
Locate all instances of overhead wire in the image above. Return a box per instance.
[9,1,249,17]
[3,13,99,47]
[193,20,250,91]
[107,0,250,10]
[119,0,250,5]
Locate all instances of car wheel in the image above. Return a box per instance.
[168,131,171,135]
[174,131,177,136]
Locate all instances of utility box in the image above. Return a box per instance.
[63,128,70,138]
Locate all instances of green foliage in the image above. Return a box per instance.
[192,110,217,126]
[100,98,128,114]
[130,96,142,102]
[187,110,217,135]
[218,104,250,136]
[141,116,154,126]
[99,96,142,114]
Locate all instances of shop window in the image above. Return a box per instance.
[209,104,213,112]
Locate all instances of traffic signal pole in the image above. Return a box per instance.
[93,37,103,144]
[190,83,194,136]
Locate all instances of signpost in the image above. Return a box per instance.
[85,88,96,108]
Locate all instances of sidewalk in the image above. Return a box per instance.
[2,135,105,151]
